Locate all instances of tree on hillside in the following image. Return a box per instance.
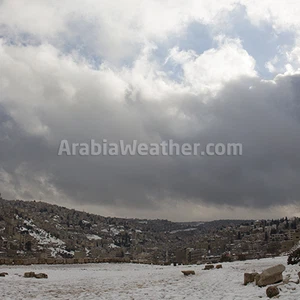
[288,248,300,265]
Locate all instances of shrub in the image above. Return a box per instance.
[220,254,232,262]
[237,254,247,261]
[287,248,300,265]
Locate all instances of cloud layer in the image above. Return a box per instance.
[1,1,300,220]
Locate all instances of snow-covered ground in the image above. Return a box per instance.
[0,256,299,300]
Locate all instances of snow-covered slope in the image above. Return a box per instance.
[21,219,74,257]
[0,256,299,300]
[23,220,64,246]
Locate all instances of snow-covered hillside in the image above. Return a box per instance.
[21,219,74,258]
[0,256,299,300]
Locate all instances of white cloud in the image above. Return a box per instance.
[0,0,248,63]
[0,41,128,138]
[265,42,300,75]
[167,37,257,94]
[241,0,300,33]
[0,0,66,36]
[285,45,300,73]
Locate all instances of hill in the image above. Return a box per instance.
[0,197,254,263]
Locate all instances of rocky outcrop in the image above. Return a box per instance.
[216,264,222,269]
[244,272,259,285]
[256,264,285,287]
[266,286,280,298]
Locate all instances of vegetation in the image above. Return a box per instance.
[287,248,300,265]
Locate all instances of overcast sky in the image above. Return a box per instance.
[1,0,300,221]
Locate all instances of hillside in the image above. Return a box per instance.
[0,197,193,262]
[0,197,256,264]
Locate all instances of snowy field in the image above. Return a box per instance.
[1,256,300,300]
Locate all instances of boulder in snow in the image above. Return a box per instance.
[35,273,48,279]
[256,264,285,287]
[181,270,195,276]
[204,264,214,270]
[266,286,280,298]
[24,272,36,278]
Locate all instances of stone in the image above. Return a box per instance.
[244,272,259,285]
[181,270,195,276]
[255,274,261,285]
[266,286,280,298]
[216,264,222,269]
[35,273,48,279]
[204,264,214,270]
[0,272,8,277]
[282,275,290,284]
[24,272,36,278]
[257,264,285,287]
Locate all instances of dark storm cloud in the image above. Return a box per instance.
[1,67,300,210]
